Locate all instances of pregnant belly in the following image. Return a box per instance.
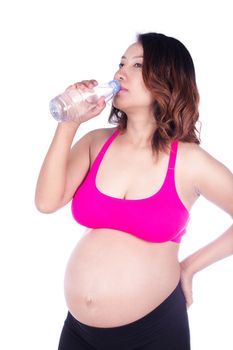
[64,228,181,327]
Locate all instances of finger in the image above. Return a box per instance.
[79,79,97,85]
[185,293,193,308]
[66,79,99,93]
[88,79,98,86]
[88,98,106,116]
[97,96,106,108]
[94,101,106,114]
[79,79,98,89]
[186,300,193,309]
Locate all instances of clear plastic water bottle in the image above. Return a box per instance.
[49,80,121,123]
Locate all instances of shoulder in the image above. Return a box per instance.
[178,141,231,174]
[177,140,232,180]
[89,127,118,158]
[90,126,117,141]
[178,141,233,216]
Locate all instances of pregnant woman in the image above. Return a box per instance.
[35,32,233,350]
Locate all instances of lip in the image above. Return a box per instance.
[120,85,128,90]
[117,89,128,95]
[119,86,128,92]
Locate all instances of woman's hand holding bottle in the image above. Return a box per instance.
[49,79,120,124]
[64,80,107,124]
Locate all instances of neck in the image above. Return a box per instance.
[119,116,157,148]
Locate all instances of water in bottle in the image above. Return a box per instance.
[49,80,121,123]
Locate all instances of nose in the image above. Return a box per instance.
[114,67,126,82]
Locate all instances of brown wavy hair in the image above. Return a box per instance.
[108,32,201,154]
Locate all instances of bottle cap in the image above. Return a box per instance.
[109,80,121,95]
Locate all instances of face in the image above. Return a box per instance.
[113,42,154,113]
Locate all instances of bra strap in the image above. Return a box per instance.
[91,128,120,173]
[100,129,120,155]
[168,140,178,170]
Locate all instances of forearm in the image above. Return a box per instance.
[180,224,233,277]
[35,121,80,212]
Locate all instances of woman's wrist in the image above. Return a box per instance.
[180,258,196,278]
[55,120,81,139]
[57,120,81,130]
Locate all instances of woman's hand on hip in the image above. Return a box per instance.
[180,261,194,309]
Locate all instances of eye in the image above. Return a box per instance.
[118,63,124,68]
[134,63,142,68]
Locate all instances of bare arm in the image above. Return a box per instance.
[35,80,106,213]
[181,225,233,276]
[180,146,233,305]
[35,121,82,212]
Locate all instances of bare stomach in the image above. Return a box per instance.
[64,228,181,328]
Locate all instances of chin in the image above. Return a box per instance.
[112,100,130,114]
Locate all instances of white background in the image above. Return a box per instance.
[0,0,232,349]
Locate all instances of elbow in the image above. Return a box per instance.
[34,197,59,214]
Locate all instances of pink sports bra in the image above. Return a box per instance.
[71,128,190,243]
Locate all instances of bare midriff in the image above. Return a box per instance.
[64,227,181,328]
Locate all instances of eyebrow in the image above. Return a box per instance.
[121,55,143,59]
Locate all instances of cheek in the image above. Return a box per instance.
[137,83,154,104]
[142,85,154,104]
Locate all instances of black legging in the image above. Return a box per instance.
[57,280,190,350]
